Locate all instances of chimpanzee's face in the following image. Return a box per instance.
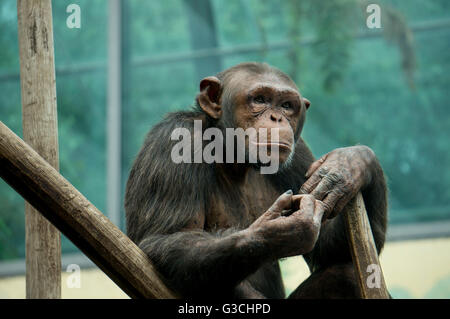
[197,68,310,167]
[226,72,309,165]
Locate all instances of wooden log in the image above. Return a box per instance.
[17,0,61,299]
[344,193,389,298]
[0,121,177,299]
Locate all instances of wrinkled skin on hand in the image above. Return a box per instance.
[248,191,325,259]
[300,145,377,219]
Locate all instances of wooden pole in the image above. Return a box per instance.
[344,193,390,298]
[17,0,61,298]
[0,121,177,298]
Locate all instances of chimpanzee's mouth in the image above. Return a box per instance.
[251,141,292,151]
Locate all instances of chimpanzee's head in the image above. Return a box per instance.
[196,62,310,167]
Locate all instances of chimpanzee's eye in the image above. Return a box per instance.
[254,95,266,104]
[281,102,292,109]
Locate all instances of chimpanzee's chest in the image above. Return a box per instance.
[205,171,280,231]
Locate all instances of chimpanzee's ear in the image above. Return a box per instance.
[303,98,311,110]
[197,76,222,119]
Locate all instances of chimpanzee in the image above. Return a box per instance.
[124,62,387,298]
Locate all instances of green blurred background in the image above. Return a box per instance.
[0,0,449,298]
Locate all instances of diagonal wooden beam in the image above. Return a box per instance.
[0,121,177,299]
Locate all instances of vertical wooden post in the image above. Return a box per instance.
[344,193,389,299]
[17,0,61,298]
[107,0,122,227]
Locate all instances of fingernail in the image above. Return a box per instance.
[285,189,293,194]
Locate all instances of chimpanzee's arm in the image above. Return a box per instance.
[300,146,388,271]
[269,141,388,272]
[125,112,270,297]
[138,228,269,297]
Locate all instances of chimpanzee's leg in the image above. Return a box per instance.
[288,263,361,299]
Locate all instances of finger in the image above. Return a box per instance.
[292,194,305,201]
[291,194,306,207]
[300,195,315,219]
[269,190,293,214]
[305,154,328,178]
[310,174,338,201]
[300,194,315,211]
[330,193,355,218]
[299,169,324,194]
[282,194,306,216]
[291,195,315,220]
[313,200,325,225]
[321,189,345,218]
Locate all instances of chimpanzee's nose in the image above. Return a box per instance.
[270,112,283,122]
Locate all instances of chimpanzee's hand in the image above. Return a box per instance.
[300,145,376,219]
[248,191,325,259]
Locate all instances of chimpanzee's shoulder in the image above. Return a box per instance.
[138,109,211,162]
[150,110,205,134]
[125,109,215,237]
